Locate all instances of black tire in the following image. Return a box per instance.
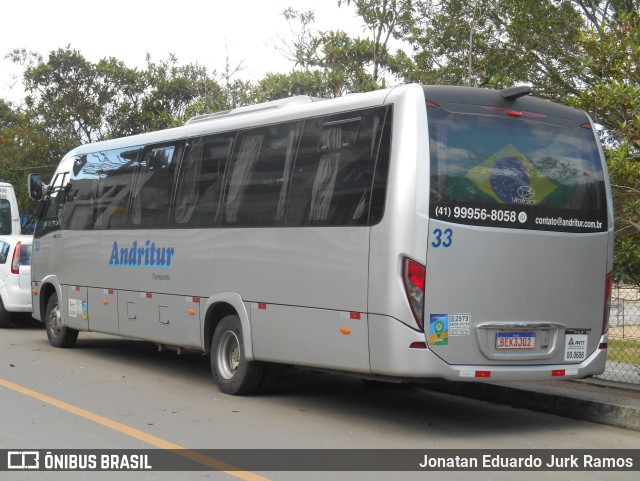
[211,314,264,395]
[45,292,79,348]
[0,296,13,328]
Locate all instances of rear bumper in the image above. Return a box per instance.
[368,314,607,382]
[1,285,33,313]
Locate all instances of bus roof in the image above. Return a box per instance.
[63,85,401,158]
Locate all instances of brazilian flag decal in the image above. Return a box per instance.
[466,145,557,204]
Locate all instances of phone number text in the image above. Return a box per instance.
[434,206,522,224]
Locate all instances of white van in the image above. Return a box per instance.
[0,182,21,236]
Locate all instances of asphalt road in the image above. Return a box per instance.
[1,318,638,481]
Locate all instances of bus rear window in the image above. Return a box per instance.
[428,107,607,232]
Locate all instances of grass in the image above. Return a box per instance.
[607,338,640,365]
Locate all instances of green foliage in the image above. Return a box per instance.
[277,3,419,96]
[401,0,585,97]
[0,100,56,215]
[568,8,640,286]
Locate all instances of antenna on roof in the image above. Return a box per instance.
[500,85,534,100]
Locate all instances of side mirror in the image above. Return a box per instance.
[28,174,45,200]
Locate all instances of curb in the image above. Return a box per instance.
[421,382,640,432]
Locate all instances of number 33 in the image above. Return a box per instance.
[432,228,453,248]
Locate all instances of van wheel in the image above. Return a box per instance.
[0,297,13,328]
[211,315,263,395]
[45,292,78,348]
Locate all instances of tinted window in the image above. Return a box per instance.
[35,172,69,238]
[287,107,388,226]
[130,143,183,228]
[174,134,234,227]
[63,148,141,230]
[94,148,141,229]
[62,155,100,230]
[223,121,303,227]
[428,106,607,232]
[0,200,11,235]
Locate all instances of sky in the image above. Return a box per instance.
[0,0,368,103]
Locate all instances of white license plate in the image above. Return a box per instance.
[496,332,535,349]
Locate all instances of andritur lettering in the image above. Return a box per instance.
[109,240,175,268]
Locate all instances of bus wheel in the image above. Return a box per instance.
[0,297,13,328]
[45,292,79,348]
[211,315,263,395]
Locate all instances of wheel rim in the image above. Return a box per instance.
[47,302,61,339]
[217,331,241,380]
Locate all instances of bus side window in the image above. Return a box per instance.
[130,143,183,229]
[94,148,141,230]
[287,107,386,227]
[223,121,303,227]
[62,155,98,230]
[174,134,235,227]
[35,173,68,238]
[368,107,392,225]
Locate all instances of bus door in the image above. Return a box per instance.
[423,88,610,368]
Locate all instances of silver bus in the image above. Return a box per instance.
[28,84,613,394]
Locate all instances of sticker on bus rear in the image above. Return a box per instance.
[429,314,449,346]
[449,313,470,336]
[564,328,591,361]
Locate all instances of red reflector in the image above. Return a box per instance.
[552,369,566,377]
[475,371,491,378]
[409,342,427,349]
[192,297,200,303]
[426,100,439,108]
[258,303,267,310]
[480,106,545,118]
[350,312,361,320]
[581,123,592,129]
[599,342,608,349]
[75,286,81,291]
[146,293,152,299]
[108,289,114,295]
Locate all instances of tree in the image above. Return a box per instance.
[9,47,148,148]
[569,6,640,285]
[338,0,415,83]
[275,7,402,96]
[0,99,57,215]
[400,0,585,97]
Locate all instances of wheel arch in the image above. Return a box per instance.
[202,293,254,360]
[37,277,62,322]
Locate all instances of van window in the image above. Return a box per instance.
[0,241,8,263]
[0,200,11,235]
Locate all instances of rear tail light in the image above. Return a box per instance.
[11,242,21,274]
[603,272,613,334]
[402,257,426,330]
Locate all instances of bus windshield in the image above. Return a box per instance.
[428,106,608,232]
